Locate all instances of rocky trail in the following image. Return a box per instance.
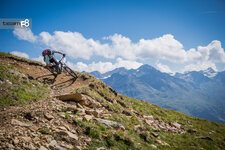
[0,54,224,150]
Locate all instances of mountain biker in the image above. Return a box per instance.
[42,49,65,73]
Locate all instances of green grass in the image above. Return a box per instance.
[0,65,50,107]
[72,77,225,150]
[0,51,44,66]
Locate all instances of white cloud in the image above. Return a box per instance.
[67,58,143,73]
[197,40,225,63]
[13,28,37,43]
[183,61,218,73]
[156,63,173,74]
[10,51,29,59]
[39,31,108,60]
[13,30,225,72]
[32,56,45,64]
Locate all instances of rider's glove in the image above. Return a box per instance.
[63,53,66,57]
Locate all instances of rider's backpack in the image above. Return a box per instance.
[42,49,52,56]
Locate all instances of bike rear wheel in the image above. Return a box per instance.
[63,66,78,79]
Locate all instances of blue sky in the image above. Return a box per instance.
[1,0,225,74]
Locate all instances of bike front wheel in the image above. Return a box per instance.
[63,66,78,79]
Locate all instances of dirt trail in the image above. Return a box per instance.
[0,56,95,149]
[0,56,89,126]
[0,56,89,96]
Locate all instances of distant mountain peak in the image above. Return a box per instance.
[201,67,217,78]
[138,64,156,71]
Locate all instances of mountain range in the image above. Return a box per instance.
[90,65,225,123]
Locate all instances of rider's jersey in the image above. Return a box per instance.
[44,50,58,64]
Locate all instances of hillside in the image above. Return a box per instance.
[0,52,225,150]
[93,65,225,123]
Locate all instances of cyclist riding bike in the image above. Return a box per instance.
[42,49,65,74]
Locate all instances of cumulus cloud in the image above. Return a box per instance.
[32,56,45,64]
[10,51,29,59]
[39,31,108,60]
[156,63,173,74]
[13,30,225,72]
[13,28,37,43]
[67,58,143,73]
[183,61,218,73]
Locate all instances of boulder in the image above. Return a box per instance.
[49,140,67,150]
[7,69,27,79]
[143,115,154,120]
[56,93,83,102]
[85,109,103,117]
[40,146,48,150]
[56,93,101,108]
[66,131,78,140]
[171,122,181,129]
[83,115,93,121]
[94,118,125,130]
[44,113,54,120]
[11,119,32,127]
[21,136,32,143]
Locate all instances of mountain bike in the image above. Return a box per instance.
[46,55,78,79]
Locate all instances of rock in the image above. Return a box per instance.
[74,146,82,150]
[83,115,93,121]
[56,93,83,101]
[65,105,78,112]
[151,132,159,138]
[85,109,103,117]
[56,92,100,108]
[94,118,125,130]
[6,80,12,85]
[8,144,14,149]
[7,69,27,79]
[79,95,101,108]
[0,80,4,84]
[156,139,170,146]
[58,112,65,118]
[11,119,32,127]
[49,140,67,150]
[28,143,36,150]
[150,144,157,149]
[44,113,54,120]
[76,103,84,109]
[145,119,154,126]
[171,122,181,129]
[13,137,19,145]
[58,126,67,131]
[143,115,154,120]
[66,131,78,140]
[40,146,48,150]
[21,136,32,143]
[134,124,141,130]
[85,137,92,143]
[29,125,39,132]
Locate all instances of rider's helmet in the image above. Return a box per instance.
[42,49,52,56]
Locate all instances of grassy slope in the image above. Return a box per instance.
[0,52,224,149]
[0,52,49,107]
[72,74,225,150]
